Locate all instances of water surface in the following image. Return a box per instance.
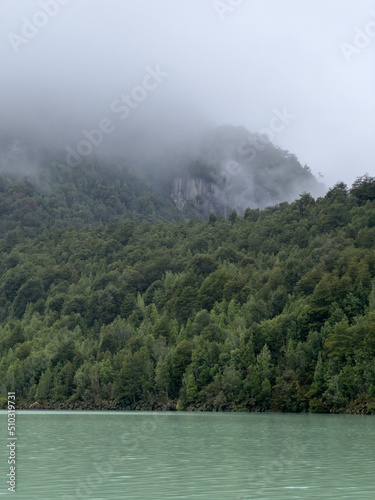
[0,411,374,499]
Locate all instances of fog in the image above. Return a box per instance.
[1,0,374,190]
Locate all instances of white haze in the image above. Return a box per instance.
[0,0,374,189]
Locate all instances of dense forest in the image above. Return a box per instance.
[1,162,375,413]
[0,126,324,226]
[0,159,185,240]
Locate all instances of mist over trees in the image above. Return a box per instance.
[0,0,374,415]
[0,124,325,231]
[1,174,375,413]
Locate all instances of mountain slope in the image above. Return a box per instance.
[1,178,375,413]
[0,126,325,236]
[168,126,324,217]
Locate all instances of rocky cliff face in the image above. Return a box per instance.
[168,125,325,217]
[171,177,219,209]
[170,173,245,218]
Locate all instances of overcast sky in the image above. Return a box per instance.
[1,0,374,188]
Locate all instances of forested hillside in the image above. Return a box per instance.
[0,159,184,242]
[1,175,375,413]
[0,125,324,232]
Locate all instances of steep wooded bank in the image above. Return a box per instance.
[1,177,375,413]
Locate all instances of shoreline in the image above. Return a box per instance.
[5,400,374,415]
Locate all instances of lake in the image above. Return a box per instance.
[0,411,374,499]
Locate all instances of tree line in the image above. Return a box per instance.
[1,175,375,413]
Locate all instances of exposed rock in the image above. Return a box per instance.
[170,176,222,214]
[168,126,325,216]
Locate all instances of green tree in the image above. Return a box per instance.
[13,278,44,318]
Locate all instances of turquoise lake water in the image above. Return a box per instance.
[0,411,374,499]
